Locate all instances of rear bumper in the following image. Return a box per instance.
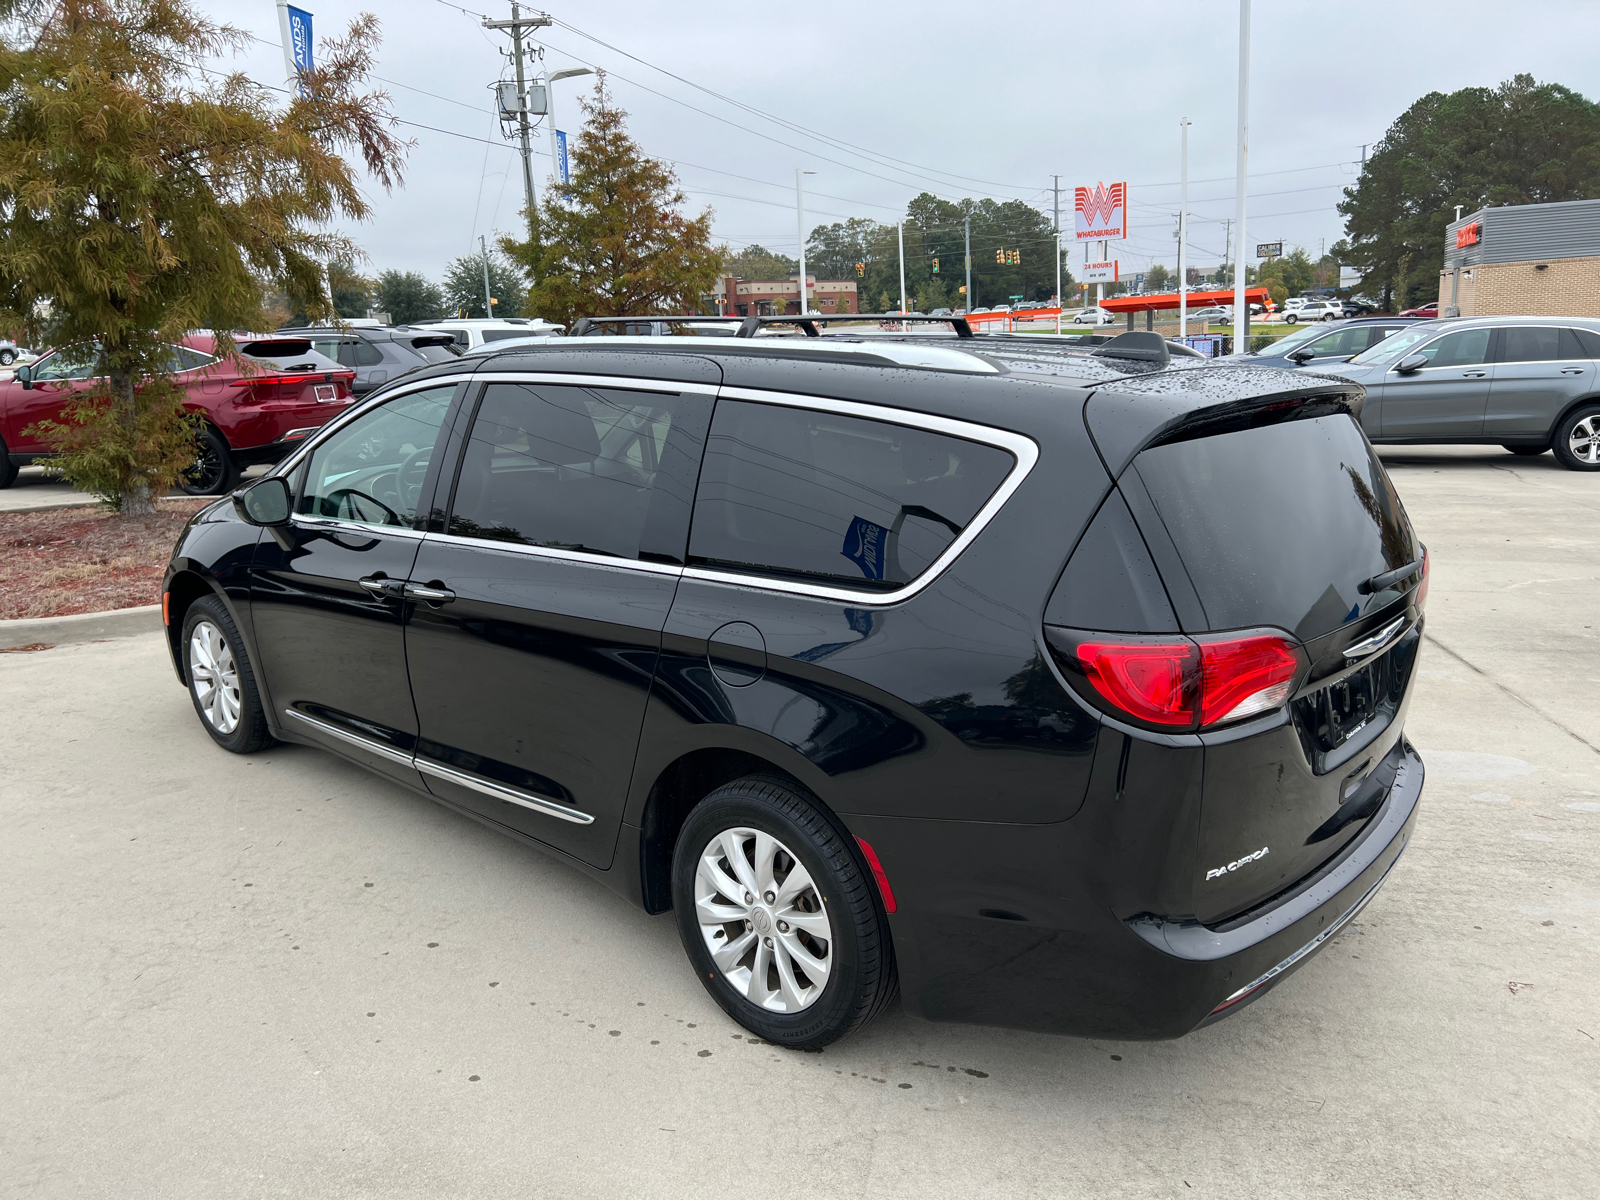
[855,738,1424,1040]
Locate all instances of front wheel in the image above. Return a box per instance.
[672,775,897,1049]
[182,594,275,753]
[0,349,15,366]
[1552,404,1600,471]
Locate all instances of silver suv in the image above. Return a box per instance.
[1327,315,1600,470]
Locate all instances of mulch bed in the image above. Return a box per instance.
[0,500,211,620]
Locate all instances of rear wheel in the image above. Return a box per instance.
[1552,404,1600,471]
[180,426,240,495]
[1503,444,1548,457]
[182,594,274,753]
[671,775,897,1049]
[0,349,15,366]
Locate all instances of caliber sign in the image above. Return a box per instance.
[1074,182,1128,241]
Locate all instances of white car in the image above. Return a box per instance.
[1184,305,1232,322]
[1284,300,1343,324]
[410,317,565,349]
[1072,307,1116,326]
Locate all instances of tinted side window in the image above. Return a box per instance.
[481,328,533,343]
[297,387,454,527]
[1419,328,1491,369]
[1303,327,1369,357]
[1561,327,1600,358]
[688,400,1015,591]
[446,382,710,563]
[353,341,385,366]
[1498,326,1561,363]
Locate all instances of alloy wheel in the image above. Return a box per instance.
[186,440,223,493]
[188,619,242,734]
[694,826,833,1013]
[1568,415,1600,465]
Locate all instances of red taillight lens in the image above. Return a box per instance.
[1198,634,1300,726]
[1415,546,1429,611]
[1075,639,1200,727]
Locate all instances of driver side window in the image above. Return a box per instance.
[297,387,454,528]
[33,345,100,382]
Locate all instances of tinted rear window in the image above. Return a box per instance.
[688,400,1014,591]
[1133,414,1416,640]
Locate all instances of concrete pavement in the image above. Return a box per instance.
[2,445,1596,1199]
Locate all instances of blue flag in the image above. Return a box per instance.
[286,6,314,74]
[556,130,570,184]
[841,515,890,581]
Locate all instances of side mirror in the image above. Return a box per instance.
[1394,353,1429,374]
[1288,348,1316,364]
[233,475,292,526]
[14,364,31,389]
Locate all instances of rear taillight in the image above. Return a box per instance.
[1199,635,1300,725]
[1075,638,1199,727]
[1049,628,1304,732]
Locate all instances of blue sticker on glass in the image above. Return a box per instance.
[841,515,889,580]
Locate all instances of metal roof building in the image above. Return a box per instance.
[1441,198,1600,318]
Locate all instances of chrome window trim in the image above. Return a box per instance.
[284,708,416,768]
[423,530,684,577]
[685,386,1039,606]
[288,513,428,541]
[412,757,595,825]
[284,708,595,826]
[473,371,720,395]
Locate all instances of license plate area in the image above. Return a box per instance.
[314,384,338,402]
[1292,628,1419,774]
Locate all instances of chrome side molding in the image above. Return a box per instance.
[283,708,594,826]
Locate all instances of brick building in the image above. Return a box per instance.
[1440,198,1600,318]
[714,275,858,316]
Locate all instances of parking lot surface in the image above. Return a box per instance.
[3,446,1597,1199]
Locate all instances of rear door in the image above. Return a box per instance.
[1127,413,1423,922]
[1485,325,1596,440]
[402,368,717,867]
[1379,325,1494,438]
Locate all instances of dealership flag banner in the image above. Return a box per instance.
[556,130,570,184]
[1074,182,1128,241]
[286,6,313,73]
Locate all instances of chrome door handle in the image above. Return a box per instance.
[1561,367,1585,374]
[402,582,456,603]
[1462,371,1487,378]
[358,575,391,595]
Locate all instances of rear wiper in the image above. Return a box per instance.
[1357,556,1424,595]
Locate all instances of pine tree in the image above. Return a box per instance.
[0,1,406,512]
[503,76,722,326]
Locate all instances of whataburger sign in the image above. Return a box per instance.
[1075,181,1128,241]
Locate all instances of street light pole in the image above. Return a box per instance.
[964,214,971,314]
[1233,0,1251,346]
[1179,116,1191,339]
[898,221,907,329]
[548,67,595,186]
[1053,175,1062,334]
[796,169,816,316]
[480,235,494,318]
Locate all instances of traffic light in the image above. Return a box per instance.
[995,249,1004,265]
[958,285,967,295]
[855,262,865,277]
[931,257,939,274]
[994,248,1021,265]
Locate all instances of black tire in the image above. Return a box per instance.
[0,349,15,366]
[1502,444,1548,457]
[180,594,275,753]
[0,436,16,489]
[179,425,240,496]
[671,775,897,1049]
[1551,403,1600,472]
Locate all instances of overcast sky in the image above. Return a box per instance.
[203,0,1600,282]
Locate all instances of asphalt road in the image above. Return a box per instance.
[2,446,1597,1199]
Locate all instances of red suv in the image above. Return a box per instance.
[0,333,356,494]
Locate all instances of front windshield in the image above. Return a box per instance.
[1348,324,1436,366]
[1258,324,1327,355]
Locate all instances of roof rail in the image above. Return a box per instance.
[568,315,744,337]
[743,313,974,339]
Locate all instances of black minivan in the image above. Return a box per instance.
[163,331,1427,1048]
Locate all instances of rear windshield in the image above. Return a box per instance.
[410,340,462,363]
[1133,414,1417,641]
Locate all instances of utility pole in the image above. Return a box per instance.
[480,235,493,317]
[897,221,907,329]
[964,214,971,314]
[1053,175,1062,334]
[1179,116,1191,339]
[483,4,552,238]
[796,169,816,316]
[1233,0,1251,347]
[1222,218,1232,288]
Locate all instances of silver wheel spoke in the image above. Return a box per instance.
[693,823,834,1014]
[189,620,241,734]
